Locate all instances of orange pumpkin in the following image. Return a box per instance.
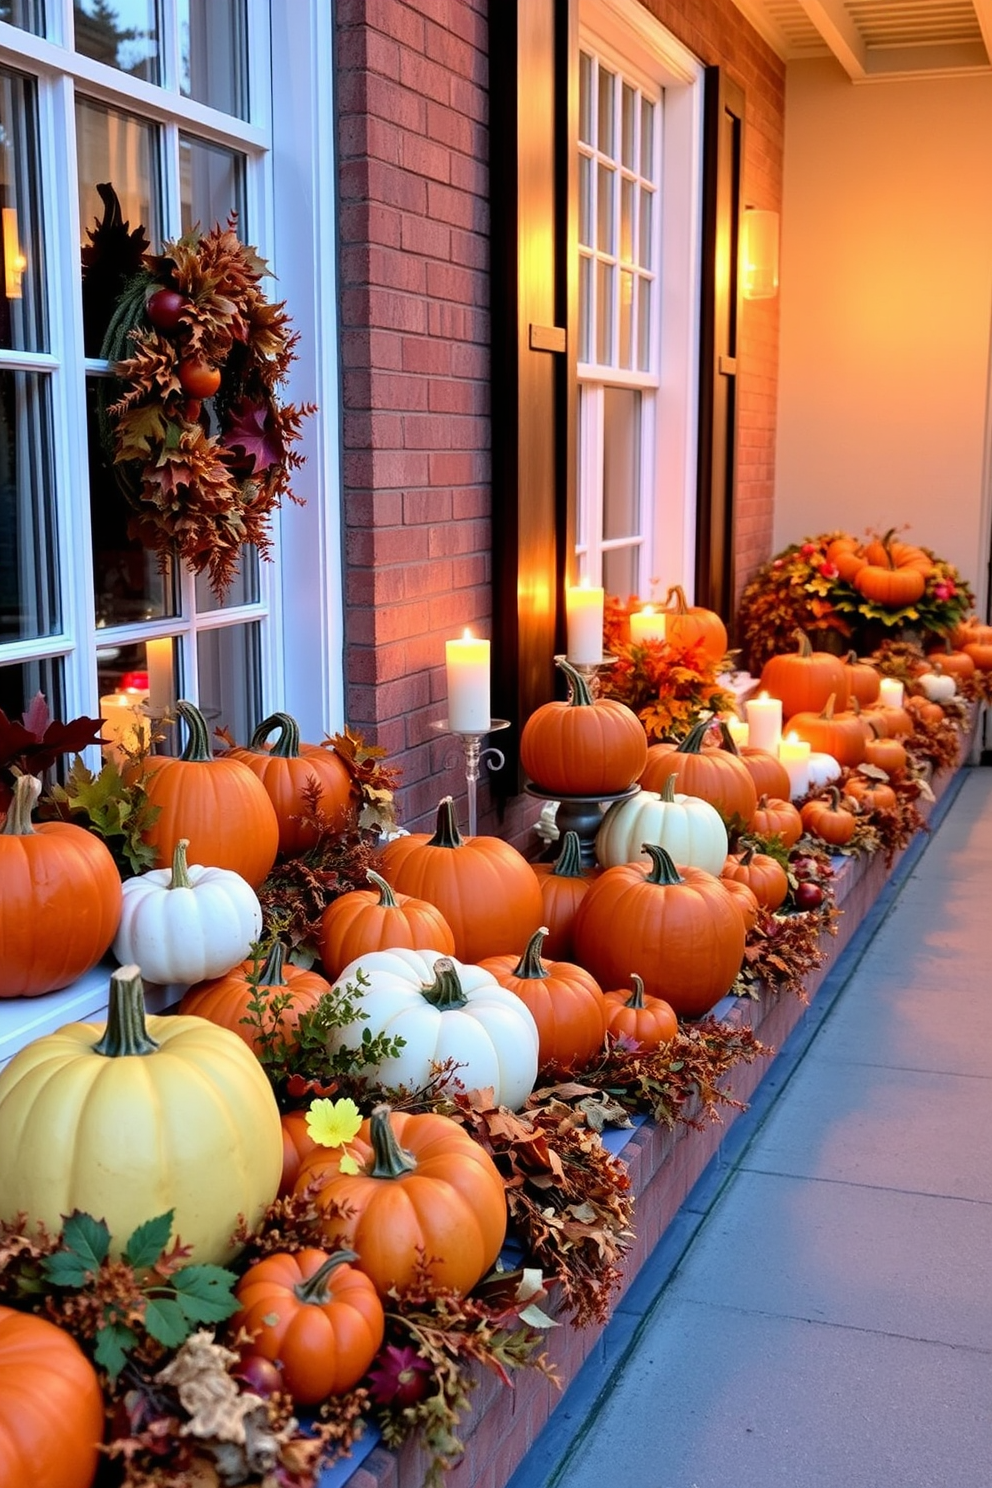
[640,719,758,828]
[295,1104,507,1298]
[603,974,678,1050]
[864,725,907,779]
[750,794,803,848]
[720,876,761,932]
[715,720,792,801]
[800,787,857,846]
[963,640,992,672]
[222,712,356,857]
[721,845,788,912]
[854,532,931,607]
[379,796,544,963]
[532,831,599,961]
[520,657,648,796]
[925,648,975,681]
[758,630,850,718]
[843,652,881,705]
[279,1108,318,1197]
[784,693,866,769]
[179,941,329,1056]
[825,536,866,583]
[661,585,728,662]
[844,775,897,813]
[317,869,455,980]
[135,700,279,887]
[480,926,607,1071]
[905,694,946,726]
[0,1305,105,1488]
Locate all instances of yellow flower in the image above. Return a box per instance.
[306,1097,363,1149]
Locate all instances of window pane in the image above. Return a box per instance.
[596,162,614,254]
[0,1,45,35]
[603,545,638,600]
[1,69,46,353]
[96,635,174,707]
[195,547,259,612]
[0,370,59,641]
[86,379,178,627]
[621,83,635,170]
[77,98,160,357]
[638,185,653,268]
[620,177,633,264]
[578,255,591,363]
[640,98,654,178]
[578,154,592,249]
[637,277,652,373]
[179,135,246,235]
[181,0,248,118]
[579,51,593,146]
[602,386,640,539]
[618,268,633,370]
[0,654,65,729]
[596,261,612,364]
[74,0,160,84]
[197,620,261,746]
[597,67,614,156]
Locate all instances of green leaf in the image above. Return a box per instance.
[61,1210,111,1270]
[94,1321,138,1379]
[172,1264,241,1323]
[42,1249,92,1289]
[124,1210,176,1270]
[144,1296,190,1349]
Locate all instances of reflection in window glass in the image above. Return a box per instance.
[620,178,633,264]
[179,136,246,235]
[596,162,614,254]
[597,67,615,156]
[0,69,47,354]
[195,548,259,613]
[603,545,638,600]
[77,99,160,357]
[603,387,640,541]
[0,654,65,731]
[596,261,612,364]
[180,0,248,119]
[640,98,654,178]
[74,0,159,83]
[579,51,593,145]
[619,268,633,370]
[197,620,261,747]
[0,1,45,36]
[578,256,591,363]
[637,279,652,374]
[578,155,592,249]
[621,83,635,170]
[0,370,58,642]
[638,184,653,268]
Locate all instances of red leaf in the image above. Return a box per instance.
[221,400,284,474]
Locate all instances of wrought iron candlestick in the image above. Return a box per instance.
[430,719,511,837]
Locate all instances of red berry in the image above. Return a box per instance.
[800,542,818,557]
[819,561,839,580]
[794,881,825,911]
[235,1355,283,1398]
[146,287,188,331]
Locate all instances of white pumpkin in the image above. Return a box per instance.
[330,947,539,1109]
[594,779,728,875]
[113,837,262,986]
[806,751,842,790]
[916,670,956,702]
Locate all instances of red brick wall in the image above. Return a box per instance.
[335,0,785,835]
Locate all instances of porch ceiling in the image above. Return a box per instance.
[732,0,992,79]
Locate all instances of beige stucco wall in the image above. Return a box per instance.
[774,58,992,613]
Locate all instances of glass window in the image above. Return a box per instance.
[0,69,46,354]
[0,369,58,642]
[179,135,246,233]
[0,653,64,723]
[0,1,45,36]
[74,1,161,85]
[180,0,248,118]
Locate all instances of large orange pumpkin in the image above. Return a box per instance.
[317,868,456,980]
[480,926,607,1071]
[0,1305,105,1488]
[853,531,932,607]
[783,693,866,769]
[178,940,330,1055]
[295,1104,507,1298]
[661,585,728,662]
[520,657,648,796]
[0,774,122,998]
[640,718,758,828]
[135,700,279,887]
[378,796,544,963]
[222,712,356,857]
[715,720,792,801]
[758,630,850,718]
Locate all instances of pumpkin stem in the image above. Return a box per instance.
[254,940,288,987]
[249,712,302,758]
[792,629,813,657]
[676,718,714,755]
[368,1105,418,1180]
[426,796,464,849]
[642,843,684,886]
[739,846,756,866]
[294,1250,360,1305]
[820,693,837,720]
[554,656,594,707]
[660,773,679,803]
[176,700,214,762]
[93,965,160,1058]
[662,584,690,616]
[624,974,647,1010]
[551,831,585,880]
[367,868,399,906]
[1,773,42,836]
[717,719,742,756]
[168,837,194,890]
[420,957,469,1011]
[510,927,551,980]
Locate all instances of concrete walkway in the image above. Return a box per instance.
[509,765,992,1488]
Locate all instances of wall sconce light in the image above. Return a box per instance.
[2,208,28,299]
[742,207,779,300]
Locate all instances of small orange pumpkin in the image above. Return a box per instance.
[532,831,600,961]
[179,940,330,1056]
[317,869,456,980]
[784,693,866,769]
[603,974,678,1050]
[640,718,758,828]
[661,585,728,662]
[480,926,607,1071]
[843,651,881,705]
[520,657,648,796]
[800,787,857,846]
[750,794,803,848]
[721,845,789,911]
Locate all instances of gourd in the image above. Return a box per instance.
[661,585,728,662]
[603,974,678,1050]
[231,1248,385,1405]
[784,694,866,769]
[520,657,648,795]
[317,869,456,980]
[573,843,746,1018]
[112,837,262,985]
[480,926,607,1071]
[296,1103,507,1298]
[639,718,758,828]
[378,796,544,963]
[532,831,599,960]
[800,787,857,847]
[0,773,122,998]
[721,846,789,911]
[328,948,540,1109]
[134,699,279,887]
[758,630,850,718]
[0,1305,105,1488]
[179,940,330,1054]
[595,777,728,877]
[222,712,356,856]
[0,964,282,1263]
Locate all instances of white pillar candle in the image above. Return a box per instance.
[778,731,811,800]
[565,580,605,664]
[100,690,150,769]
[145,637,174,715]
[629,605,667,645]
[878,676,904,709]
[745,690,783,753]
[723,714,749,748]
[445,631,491,732]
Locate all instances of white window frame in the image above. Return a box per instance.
[577,0,703,601]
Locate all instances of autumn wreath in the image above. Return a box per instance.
[98,217,314,599]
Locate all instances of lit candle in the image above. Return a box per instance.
[445,631,491,733]
[100,690,150,769]
[629,605,667,646]
[145,637,174,716]
[724,714,749,748]
[565,580,605,665]
[778,731,811,800]
[745,691,783,754]
[878,676,904,709]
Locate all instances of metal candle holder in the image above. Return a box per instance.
[430,719,511,837]
[554,653,618,698]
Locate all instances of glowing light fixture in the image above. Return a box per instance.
[2,208,27,299]
[742,207,779,301]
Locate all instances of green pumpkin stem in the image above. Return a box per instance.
[551,831,585,879]
[739,846,756,866]
[294,1250,360,1305]
[676,718,715,755]
[367,868,398,906]
[255,940,287,987]
[176,700,214,762]
[510,927,551,980]
[642,843,684,886]
[420,957,468,1010]
[93,965,160,1058]
[625,974,647,1010]
[554,656,594,707]
[368,1105,418,1180]
[1,773,42,836]
[426,796,464,849]
[168,838,194,889]
[249,712,302,758]
[717,719,742,756]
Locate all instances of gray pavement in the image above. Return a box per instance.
[510,765,992,1488]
